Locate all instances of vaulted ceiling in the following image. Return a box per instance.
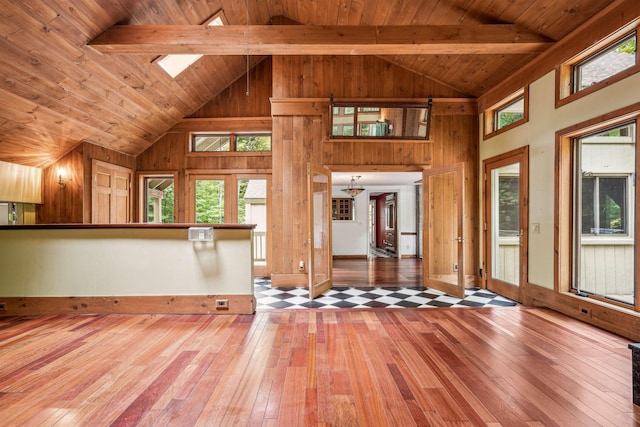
[0,0,616,168]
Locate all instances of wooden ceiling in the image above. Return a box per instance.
[0,0,616,168]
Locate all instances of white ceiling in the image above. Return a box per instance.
[331,172,422,187]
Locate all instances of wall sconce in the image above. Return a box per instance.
[57,167,66,189]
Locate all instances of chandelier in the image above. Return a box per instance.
[341,176,364,197]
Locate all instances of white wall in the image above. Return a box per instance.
[0,227,254,297]
[331,184,418,256]
[479,70,640,290]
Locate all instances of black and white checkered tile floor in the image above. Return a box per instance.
[254,277,517,310]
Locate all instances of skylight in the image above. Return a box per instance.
[156,15,224,78]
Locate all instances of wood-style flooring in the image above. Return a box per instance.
[0,307,637,426]
[333,258,422,287]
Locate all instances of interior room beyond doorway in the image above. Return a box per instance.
[331,171,423,287]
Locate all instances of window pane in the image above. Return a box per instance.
[581,176,595,234]
[575,34,637,92]
[495,97,525,130]
[144,177,174,223]
[195,179,225,223]
[236,135,272,152]
[239,179,268,264]
[498,175,520,237]
[193,135,231,152]
[574,122,636,306]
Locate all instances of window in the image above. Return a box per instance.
[140,175,175,223]
[156,12,226,78]
[573,33,637,93]
[195,179,225,223]
[330,98,432,140]
[557,29,638,105]
[484,87,528,138]
[192,134,231,152]
[581,176,628,235]
[560,119,637,307]
[332,198,354,221]
[236,134,272,152]
[191,133,271,152]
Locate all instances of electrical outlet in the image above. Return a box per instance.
[453,263,458,272]
[0,302,7,311]
[216,299,229,310]
[579,306,592,317]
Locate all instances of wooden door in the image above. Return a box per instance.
[423,164,465,298]
[92,160,132,224]
[308,164,332,299]
[484,147,529,303]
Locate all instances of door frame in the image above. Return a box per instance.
[483,146,529,303]
[422,163,466,298]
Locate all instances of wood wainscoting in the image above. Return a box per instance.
[524,282,640,341]
[0,295,256,316]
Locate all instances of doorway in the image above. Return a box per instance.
[483,146,529,303]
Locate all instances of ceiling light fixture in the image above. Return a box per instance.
[341,176,364,197]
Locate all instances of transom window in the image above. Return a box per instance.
[191,133,271,152]
[483,87,528,138]
[557,28,638,106]
[330,99,432,140]
[573,32,637,93]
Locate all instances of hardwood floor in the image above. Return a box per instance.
[333,258,422,287]
[0,308,637,426]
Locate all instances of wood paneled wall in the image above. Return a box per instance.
[189,58,273,118]
[37,142,135,223]
[272,56,467,99]
[269,55,478,285]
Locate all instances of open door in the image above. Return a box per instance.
[308,164,332,299]
[423,164,466,298]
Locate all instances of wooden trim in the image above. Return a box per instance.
[0,294,256,316]
[332,255,367,259]
[270,97,477,117]
[0,223,256,230]
[478,0,640,111]
[524,283,640,341]
[169,117,272,133]
[326,165,427,172]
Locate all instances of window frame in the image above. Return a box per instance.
[329,98,432,140]
[483,87,529,140]
[556,26,639,108]
[556,104,640,312]
[137,171,178,223]
[190,132,272,153]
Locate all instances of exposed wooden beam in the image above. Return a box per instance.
[89,25,553,56]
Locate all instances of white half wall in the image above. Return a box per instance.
[0,227,254,297]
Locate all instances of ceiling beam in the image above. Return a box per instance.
[88,25,554,56]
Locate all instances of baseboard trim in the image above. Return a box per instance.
[0,294,256,316]
[333,255,368,259]
[524,283,640,341]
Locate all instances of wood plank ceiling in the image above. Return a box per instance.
[0,0,615,168]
